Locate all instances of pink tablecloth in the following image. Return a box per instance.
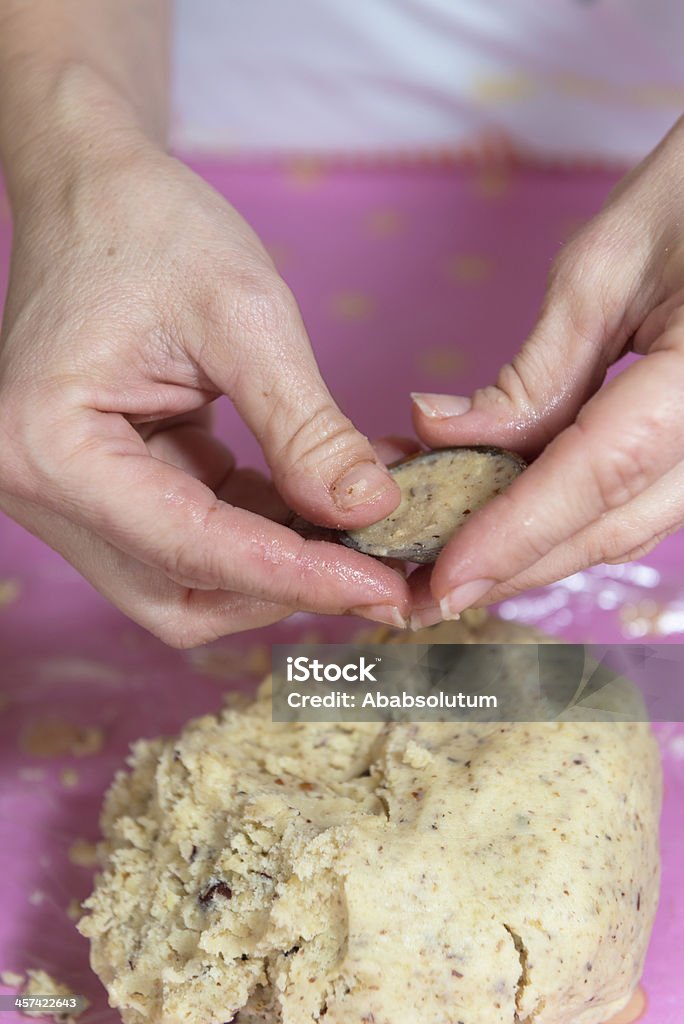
[0,158,682,1023]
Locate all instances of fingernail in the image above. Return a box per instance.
[439,578,495,620]
[411,393,472,419]
[332,461,394,510]
[351,604,408,629]
[409,606,443,631]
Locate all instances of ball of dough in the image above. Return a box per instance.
[79,617,661,1024]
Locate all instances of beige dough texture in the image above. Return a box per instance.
[342,447,525,563]
[79,615,662,1024]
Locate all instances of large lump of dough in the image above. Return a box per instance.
[79,616,661,1024]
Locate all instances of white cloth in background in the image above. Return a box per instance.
[172,0,684,164]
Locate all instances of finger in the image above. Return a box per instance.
[135,404,214,439]
[30,416,410,625]
[406,565,444,631]
[146,421,290,522]
[216,467,290,523]
[410,236,634,460]
[634,291,684,354]
[146,421,236,489]
[195,273,400,528]
[372,435,423,465]
[0,492,293,646]
[429,349,684,617]
[466,463,684,607]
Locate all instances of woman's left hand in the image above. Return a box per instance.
[410,117,684,623]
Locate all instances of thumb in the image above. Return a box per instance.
[411,246,629,459]
[201,272,400,527]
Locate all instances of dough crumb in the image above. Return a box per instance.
[20,970,88,1023]
[1,971,25,988]
[402,740,434,769]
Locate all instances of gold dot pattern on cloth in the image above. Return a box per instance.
[365,208,406,237]
[66,898,83,923]
[473,165,513,198]
[0,578,20,607]
[445,253,492,284]
[553,73,684,109]
[298,628,325,644]
[20,719,104,758]
[604,986,647,1023]
[417,345,470,377]
[284,157,328,189]
[187,643,270,679]
[329,290,376,321]
[60,767,80,788]
[472,73,537,105]
[68,839,99,868]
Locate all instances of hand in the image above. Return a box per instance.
[0,138,409,645]
[410,117,684,621]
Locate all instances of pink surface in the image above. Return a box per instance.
[0,158,682,1023]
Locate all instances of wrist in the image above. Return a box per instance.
[1,61,164,217]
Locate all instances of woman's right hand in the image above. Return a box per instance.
[0,120,409,645]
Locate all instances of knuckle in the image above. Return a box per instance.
[572,419,654,511]
[274,406,363,479]
[276,537,317,608]
[489,359,536,411]
[160,501,230,589]
[603,534,666,565]
[162,541,216,591]
[549,225,612,295]
[578,532,615,570]
[546,225,635,344]
[473,360,559,445]
[230,268,298,341]
[591,452,647,510]
[161,545,201,586]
